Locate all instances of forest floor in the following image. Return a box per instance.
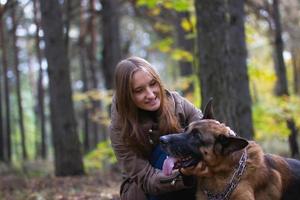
[0,161,121,200]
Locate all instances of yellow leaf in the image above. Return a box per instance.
[181,18,192,32]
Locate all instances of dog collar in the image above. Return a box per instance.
[203,149,248,200]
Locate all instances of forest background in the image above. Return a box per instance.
[0,0,300,199]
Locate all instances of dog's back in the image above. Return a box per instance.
[281,158,300,200]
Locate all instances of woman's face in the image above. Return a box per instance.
[131,69,161,111]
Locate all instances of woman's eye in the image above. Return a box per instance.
[134,88,143,93]
[150,81,157,86]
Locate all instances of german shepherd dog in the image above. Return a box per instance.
[160,100,300,200]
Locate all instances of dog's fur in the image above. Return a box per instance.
[160,101,300,200]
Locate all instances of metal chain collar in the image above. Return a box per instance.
[203,149,248,200]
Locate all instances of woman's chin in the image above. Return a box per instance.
[145,101,160,111]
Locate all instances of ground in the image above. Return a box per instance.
[0,163,121,200]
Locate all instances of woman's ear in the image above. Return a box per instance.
[214,134,248,155]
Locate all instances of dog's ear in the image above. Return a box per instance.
[202,97,214,119]
[214,135,248,155]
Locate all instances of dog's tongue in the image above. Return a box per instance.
[162,156,177,176]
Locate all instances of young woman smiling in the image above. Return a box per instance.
[109,56,202,200]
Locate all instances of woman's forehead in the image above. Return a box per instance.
[132,70,153,87]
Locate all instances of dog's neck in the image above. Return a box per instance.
[198,149,248,200]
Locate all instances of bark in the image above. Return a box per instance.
[11,3,27,160]
[287,118,300,159]
[100,0,121,90]
[33,0,47,159]
[39,0,84,176]
[272,0,289,96]
[174,12,194,77]
[0,6,12,162]
[0,22,3,161]
[291,47,300,95]
[88,0,100,147]
[195,0,253,139]
[79,1,90,153]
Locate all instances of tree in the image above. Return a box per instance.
[0,2,12,162]
[39,0,84,176]
[195,0,253,139]
[100,0,122,90]
[246,0,288,96]
[272,0,288,96]
[11,2,27,160]
[33,0,47,159]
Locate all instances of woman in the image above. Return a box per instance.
[109,56,202,200]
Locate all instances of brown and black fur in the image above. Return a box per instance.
[160,101,300,200]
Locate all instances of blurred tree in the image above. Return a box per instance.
[39,0,84,176]
[272,0,288,96]
[33,0,47,159]
[0,2,12,162]
[246,0,288,96]
[281,0,300,95]
[0,8,3,161]
[78,1,90,153]
[11,2,27,160]
[100,0,122,90]
[88,0,104,147]
[134,6,195,94]
[195,0,253,139]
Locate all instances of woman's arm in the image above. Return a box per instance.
[171,91,203,126]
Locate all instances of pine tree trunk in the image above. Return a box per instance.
[174,12,194,77]
[34,0,47,159]
[11,4,28,160]
[272,0,289,96]
[0,9,12,162]
[195,0,253,139]
[291,47,300,95]
[0,22,3,161]
[101,0,121,90]
[39,0,84,176]
[79,2,90,153]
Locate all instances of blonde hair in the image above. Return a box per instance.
[114,56,181,156]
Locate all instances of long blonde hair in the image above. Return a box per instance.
[114,56,181,156]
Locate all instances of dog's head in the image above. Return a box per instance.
[160,99,248,175]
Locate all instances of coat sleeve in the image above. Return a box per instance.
[171,92,203,126]
[182,96,203,124]
[109,97,189,195]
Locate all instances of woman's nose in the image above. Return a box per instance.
[145,88,155,98]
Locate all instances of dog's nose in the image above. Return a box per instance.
[160,136,169,146]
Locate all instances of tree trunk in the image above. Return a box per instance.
[0,8,12,162]
[33,0,47,159]
[79,1,90,153]
[174,12,195,96]
[174,12,194,77]
[88,0,100,147]
[39,0,84,176]
[195,0,253,139]
[11,4,28,160]
[272,0,289,96]
[286,118,300,159]
[100,0,121,90]
[0,22,3,161]
[291,47,300,95]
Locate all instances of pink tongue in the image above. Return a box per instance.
[162,156,177,176]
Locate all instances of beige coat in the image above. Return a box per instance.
[109,91,203,200]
